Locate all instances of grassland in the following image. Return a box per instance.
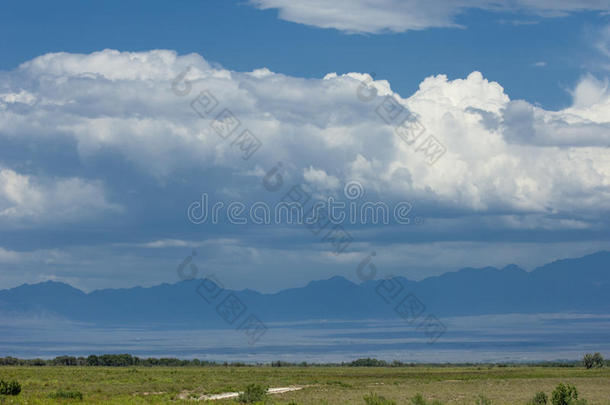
[0,365,609,404]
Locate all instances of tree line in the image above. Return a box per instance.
[0,354,605,368]
[0,354,216,367]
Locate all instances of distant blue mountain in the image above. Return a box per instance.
[1,251,609,327]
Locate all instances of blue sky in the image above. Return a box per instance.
[1,0,608,109]
[0,0,609,292]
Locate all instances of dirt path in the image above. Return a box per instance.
[180,386,304,401]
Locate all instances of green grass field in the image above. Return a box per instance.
[1,365,609,404]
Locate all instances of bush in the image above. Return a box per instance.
[410,393,443,405]
[591,352,604,368]
[410,394,424,405]
[475,395,492,405]
[237,384,267,403]
[551,383,579,405]
[363,392,396,405]
[529,391,548,404]
[0,379,21,396]
[582,353,604,369]
[49,389,83,400]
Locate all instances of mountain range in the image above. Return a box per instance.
[1,251,609,328]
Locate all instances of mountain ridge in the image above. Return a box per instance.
[1,251,609,327]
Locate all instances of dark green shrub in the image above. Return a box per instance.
[49,389,83,400]
[363,392,396,405]
[475,395,492,405]
[529,391,548,404]
[409,393,443,405]
[0,379,21,396]
[237,384,267,403]
[551,383,578,405]
[411,394,427,405]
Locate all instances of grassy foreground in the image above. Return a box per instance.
[0,365,609,404]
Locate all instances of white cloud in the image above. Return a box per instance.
[303,166,341,190]
[1,49,609,225]
[0,90,36,105]
[0,168,120,226]
[0,247,21,263]
[0,246,71,265]
[249,0,610,34]
[502,75,610,147]
[133,238,240,249]
[568,74,609,113]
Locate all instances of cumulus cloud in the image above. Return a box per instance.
[0,168,120,226]
[2,49,609,290]
[1,49,609,224]
[248,0,610,33]
[500,75,610,148]
[303,166,341,191]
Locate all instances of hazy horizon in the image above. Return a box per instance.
[1,1,609,368]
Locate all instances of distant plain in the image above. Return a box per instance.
[1,365,610,404]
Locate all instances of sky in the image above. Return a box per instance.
[0,0,609,292]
